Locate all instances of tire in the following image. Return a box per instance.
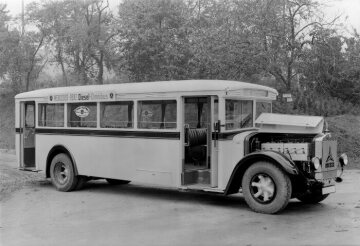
[242,161,292,214]
[50,153,79,192]
[106,179,130,185]
[297,193,329,204]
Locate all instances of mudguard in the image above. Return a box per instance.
[225,151,299,195]
[46,145,79,178]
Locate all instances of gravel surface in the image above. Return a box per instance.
[1,151,360,246]
[0,151,45,202]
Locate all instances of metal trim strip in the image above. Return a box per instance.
[33,128,181,139]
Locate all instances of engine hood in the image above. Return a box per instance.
[255,113,324,134]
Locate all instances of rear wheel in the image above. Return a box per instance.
[242,161,292,214]
[50,153,78,192]
[297,193,329,204]
[106,179,130,185]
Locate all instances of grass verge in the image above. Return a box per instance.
[326,115,360,169]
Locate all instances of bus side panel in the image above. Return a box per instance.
[217,140,245,190]
[36,134,181,187]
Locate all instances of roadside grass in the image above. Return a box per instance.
[0,93,15,149]
[326,115,360,169]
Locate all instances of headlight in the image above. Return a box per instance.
[339,153,348,167]
[311,157,321,170]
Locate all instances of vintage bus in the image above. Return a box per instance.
[15,80,348,214]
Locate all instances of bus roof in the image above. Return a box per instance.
[15,80,278,100]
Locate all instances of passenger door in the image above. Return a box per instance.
[182,96,218,188]
[20,101,36,169]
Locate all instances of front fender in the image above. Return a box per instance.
[225,151,299,195]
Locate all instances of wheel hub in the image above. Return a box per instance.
[54,162,69,185]
[250,174,276,203]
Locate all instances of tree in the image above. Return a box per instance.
[239,0,339,92]
[27,0,117,85]
[116,0,193,82]
[299,27,360,104]
[0,3,46,93]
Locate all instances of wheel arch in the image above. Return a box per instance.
[46,145,79,178]
[224,151,299,195]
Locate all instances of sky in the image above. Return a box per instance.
[1,0,359,32]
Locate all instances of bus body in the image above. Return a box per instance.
[15,80,347,214]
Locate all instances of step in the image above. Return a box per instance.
[183,169,210,185]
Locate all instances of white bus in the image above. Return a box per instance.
[15,80,347,214]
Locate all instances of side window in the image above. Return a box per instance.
[225,100,253,130]
[138,100,177,129]
[256,101,272,119]
[68,103,97,128]
[38,104,64,127]
[100,101,134,128]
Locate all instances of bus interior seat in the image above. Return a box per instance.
[185,128,207,166]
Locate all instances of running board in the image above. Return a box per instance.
[19,168,41,172]
[180,185,224,193]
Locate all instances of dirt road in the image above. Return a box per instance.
[1,152,360,246]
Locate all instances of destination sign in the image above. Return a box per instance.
[49,92,115,102]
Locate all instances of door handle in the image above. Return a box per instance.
[184,124,190,146]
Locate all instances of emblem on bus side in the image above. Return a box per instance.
[142,110,153,119]
[74,106,90,118]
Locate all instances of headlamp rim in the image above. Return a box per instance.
[311,157,321,170]
[339,153,348,166]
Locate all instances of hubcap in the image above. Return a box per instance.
[54,162,69,185]
[250,173,276,204]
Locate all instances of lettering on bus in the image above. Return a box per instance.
[49,92,114,102]
[49,94,68,102]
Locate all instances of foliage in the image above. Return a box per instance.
[26,0,116,85]
[274,90,360,117]
[0,0,359,115]
[116,0,193,82]
[0,4,46,93]
[326,115,360,168]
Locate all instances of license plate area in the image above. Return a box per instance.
[322,185,336,195]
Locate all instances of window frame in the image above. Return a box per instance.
[67,102,98,128]
[38,103,65,128]
[137,99,178,130]
[99,101,134,129]
[255,100,272,120]
[224,98,254,131]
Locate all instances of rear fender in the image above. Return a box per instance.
[225,151,299,195]
[46,145,79,178]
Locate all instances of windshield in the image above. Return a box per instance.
[225,100,253,130]
[256,101,272,119]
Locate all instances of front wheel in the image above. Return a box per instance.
[242,161,292,214]
[297,193,329,204]
[50,153,79,192]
